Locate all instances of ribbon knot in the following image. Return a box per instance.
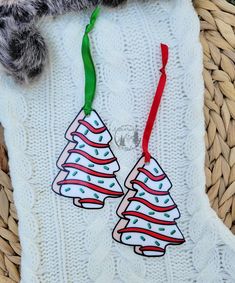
[160,67,166,75]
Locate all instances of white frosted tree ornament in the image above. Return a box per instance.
[113,43,185,256]
[113,156,185,256]
[52,8,123,209]
[52,109,124,209]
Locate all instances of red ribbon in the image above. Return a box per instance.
[142,44,169,163]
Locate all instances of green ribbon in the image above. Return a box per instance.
[82,7,100,115]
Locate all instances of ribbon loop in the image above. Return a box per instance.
[82,7,100,115]
[142,44,169,163]
[161,43,169,68]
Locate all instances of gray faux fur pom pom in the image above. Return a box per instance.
[0,17,47,82]
[0,0,126,83]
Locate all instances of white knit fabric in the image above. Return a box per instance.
[0,0,235,282]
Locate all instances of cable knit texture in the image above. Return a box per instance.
[0,0,235,282]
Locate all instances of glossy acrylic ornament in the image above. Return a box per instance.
[52,7,123,209]
[112,44,185,256]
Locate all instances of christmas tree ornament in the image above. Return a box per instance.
[113,44,185,256]
[52,7,123,209]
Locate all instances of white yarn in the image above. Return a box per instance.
[0,0,235,282]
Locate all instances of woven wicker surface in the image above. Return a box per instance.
[0,1,234,281]
[195,0,235,233]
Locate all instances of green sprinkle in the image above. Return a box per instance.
[109,183,115,188]
[84,129,89,135]
[104,151,109,157]
[65,188,71,192]
[148,211,155,215]
[79,144,85,148]
[80,188,85,193]
[159,227,165,231]
[154,168,159,174]
[126,235,132,240]
[171,230,176,235]
[139,192,145,196]
[164,199,169,204]
[164,213,170,218]
[98,180,104,184]
[99,136,103,142]
[155,197,159,203]
[144,177,149,183]
[87,175,91,181]
[133,219,138,224]
[75,157,80,163]
[135,205,141,211]
[140,236,146,241]
[147,223,152,229]
[94,193,99,199]
[88,164,95,167]
[159,183,163,189]
[95,149,99,155]
[94,120,99,126]
[155,241,160,246]
[72,171,78,176]
[103,166,109,171]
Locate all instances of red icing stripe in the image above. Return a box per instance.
[71,132,108,148]
[139,246,165,253]
[122,211,176,225]
[131,180,168,195]
[79,198,103,205]
[58,179,123,196]
[118,227,185,243]
[128,197,176,212]
[138,168,166,181]
[62,163,115,178]
[78,120,106,134]
[68,149,116,165]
